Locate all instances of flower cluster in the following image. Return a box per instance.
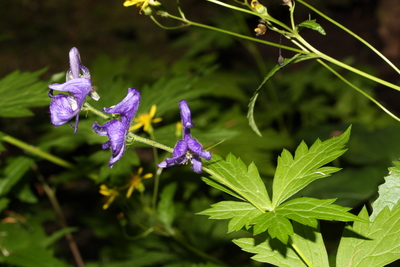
[49,48,211,172]
[48,47,98,133]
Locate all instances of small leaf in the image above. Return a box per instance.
[157,182,177,229]
[197,201,263,232]
[233,222,329,266]
[336,204,400,267]
[248,54,318,136]
[370,161,400,221]
[0,69,50,118]
[0,156,34,197]
[277,197,364,225]
[272,126,351,207]
[204,153,271,210]
[251,212,293,244]
[297,20,326,35]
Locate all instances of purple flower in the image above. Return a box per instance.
[158,100,212,173]
[93,88,141,168]
[48,47,95,133]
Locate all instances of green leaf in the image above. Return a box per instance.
[233,222,329,266]
[0,69,50,118]
[0,156,34,197]
[204,153,271,210]
[277,197,364,226]
[272,126,351,207]
[197,201,263,232]
[251,212,293,244]
[336,205,400,267]
[157,182,177,229]
[370,161,400,221]
[247,53,317,136]
[297,19,326,35]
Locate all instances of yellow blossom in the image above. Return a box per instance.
[129,105,162,133]
[124,0,151,13]
[126,167,153,198]
[99,184,119,210]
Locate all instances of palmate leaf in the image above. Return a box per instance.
[370,161,400,221]
[251,198,364,244]
[0,69,50,117]
[203,153,271,210]
[272,126,351,207]
[336,204,400,267]
[233,221,329,267]
[197,201,263,232]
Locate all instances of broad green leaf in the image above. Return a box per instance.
[272,126,351,207]
[197,201,263,232]
[204,153,271,210]
[0,69,50,117]
[252,212,293,244]
[297,20,326,35]
[4,246,71,267]
[247,53,318,136]
[0,156,33,197]
[336,205,400,267]
[157,182,177,229]
[277,198,364,226]
[234,222,329,266]
[370,161,400,221]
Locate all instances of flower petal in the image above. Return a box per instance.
[103,88,140,126]
[179,100,195,128]
[191,157,203,173]
[49,95,79,126]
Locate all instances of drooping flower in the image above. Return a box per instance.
[129,104,162,133]
[158,100,212,173]
[93,88,141,168]
[48,47,98,133]
[99,184,119,210]
[126,167,153,198]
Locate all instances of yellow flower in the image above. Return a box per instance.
[126,167,153,198]
[99,184,119,210]
[129,105,162,133]
[175,122,182,139]
[124,0,151,13]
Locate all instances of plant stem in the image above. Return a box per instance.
[1,133,74,169]
[160,12,308,54]
[294,35,400,92]
[317,59,400,122]
[33,165,84,267]
[296,0,400,75]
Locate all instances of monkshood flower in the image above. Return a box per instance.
[48,47,97,133]
[158,100,212,173]
[93,88,140,168]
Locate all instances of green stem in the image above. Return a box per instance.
[202,166,266,213]
[291,242,313,267]
[83,102,110,120]
[128,132,173,153]
[148,130,161,209]
[296,0,400,75]
[317,59,400,122]
[294,35,400,92]
[161,12,308,54]
[1,133,74,169]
